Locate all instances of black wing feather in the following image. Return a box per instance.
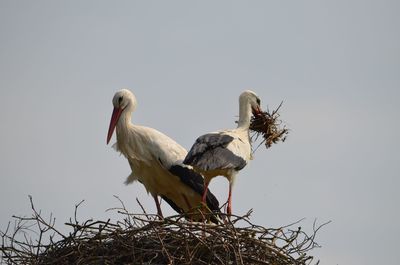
[168,165,220,213]
[183,133,246,171]
[161,195,184,214]
[184,133,234,164]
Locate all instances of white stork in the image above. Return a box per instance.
[106,89,220,221]
[183,90,262,216]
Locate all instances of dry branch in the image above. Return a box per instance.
[250,102,289,150]
[1,197,329,265]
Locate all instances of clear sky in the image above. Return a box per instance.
[1,1,399,264]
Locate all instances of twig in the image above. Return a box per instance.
[1,197,326,265]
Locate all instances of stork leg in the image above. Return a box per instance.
[227,182,233,216]
[201,181,209,204]
[153,196,163,218]
[182,194,194,222]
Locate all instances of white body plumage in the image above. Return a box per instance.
[107,89,219,219]
[184,90,262,215]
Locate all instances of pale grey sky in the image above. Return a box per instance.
[1,1,399,264]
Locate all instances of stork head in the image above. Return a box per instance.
[239,90,262,116]
[107,89,137,144]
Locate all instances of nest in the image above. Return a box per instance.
[250,102,289,149]
[1,196,328,265]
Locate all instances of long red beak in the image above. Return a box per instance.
[107,107,123,144]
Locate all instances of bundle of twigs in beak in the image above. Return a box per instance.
[250,101,289,149]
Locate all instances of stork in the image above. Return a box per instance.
[183,90,262,216]
[106,89,220,221]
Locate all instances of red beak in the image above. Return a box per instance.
[252,106,262,116]
[107,107,123,144]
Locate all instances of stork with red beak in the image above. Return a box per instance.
[107,89,219,221]
[183,90,262,216]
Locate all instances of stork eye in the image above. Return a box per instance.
[118,96,123,104]
[256,98,261,105]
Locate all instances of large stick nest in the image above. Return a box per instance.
[250,102,289,149]
[1,197,328,265]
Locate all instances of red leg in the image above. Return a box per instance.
[202,181,209,204]
[227,182,233,216]
[153,195,163,218]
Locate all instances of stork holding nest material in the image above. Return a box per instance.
[183,90,262,216]
[107,89,220,222]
